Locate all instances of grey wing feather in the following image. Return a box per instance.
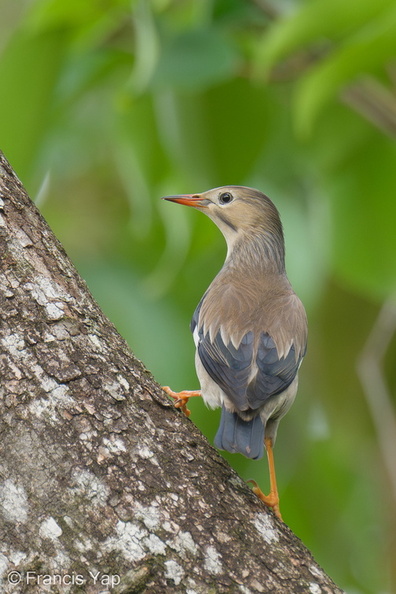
[190,296,204,335]
[247,333,305,409]
[197,328,254,410]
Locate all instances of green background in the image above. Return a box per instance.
[1,1,395,592]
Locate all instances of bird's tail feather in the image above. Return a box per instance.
[214,406,264,460]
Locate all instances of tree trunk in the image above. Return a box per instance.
[0,152,343,593]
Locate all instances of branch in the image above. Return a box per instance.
[0,152,343,593]
[342,76,396,139]
[356,295,396,502]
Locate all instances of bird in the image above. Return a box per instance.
[162,186,307,520]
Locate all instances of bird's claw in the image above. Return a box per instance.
[247,479,282,521]
[174,397,191,417]
[162,386,201,417]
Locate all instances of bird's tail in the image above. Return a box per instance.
[214,406,264,460]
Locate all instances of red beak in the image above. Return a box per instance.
[162,194,207,208]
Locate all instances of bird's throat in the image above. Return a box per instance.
[226,231,285,275]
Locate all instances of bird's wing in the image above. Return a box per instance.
[191,297,306,412]
[190,295,203,337]
[191,297,252,409]
[245,332,304,409]
[197,326,254,410]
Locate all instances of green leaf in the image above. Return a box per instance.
[294,5,396,136]
[254,0,393,78]
[27,0,134,32]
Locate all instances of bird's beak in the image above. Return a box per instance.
[162,194,208,208]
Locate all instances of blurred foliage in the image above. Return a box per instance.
[1,0,396,591]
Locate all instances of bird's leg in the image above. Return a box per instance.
[247,437,282,521]
[162,386,201,417]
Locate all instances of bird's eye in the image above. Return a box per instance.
[219,192,233,205]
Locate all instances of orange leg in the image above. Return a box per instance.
[247,437,282,521]
[162,386,201,417]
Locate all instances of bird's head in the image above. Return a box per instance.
[163,186,284,265]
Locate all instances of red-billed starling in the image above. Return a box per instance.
[162,186,308,521]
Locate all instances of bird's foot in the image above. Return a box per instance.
[247,479,282,521]
[162,387,201,417]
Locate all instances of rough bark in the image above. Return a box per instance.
[0,152,343,593]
